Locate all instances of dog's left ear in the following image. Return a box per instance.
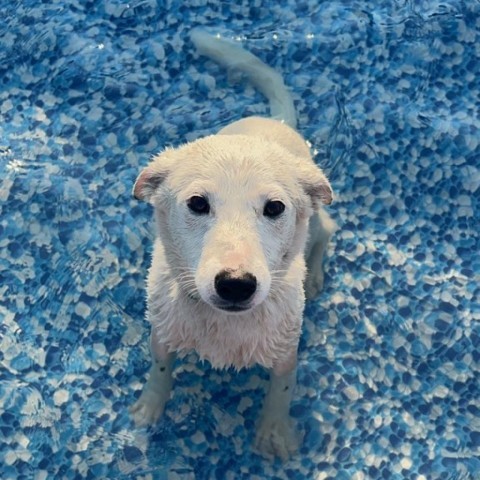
[133,152,173,202]
[299,163,333,209]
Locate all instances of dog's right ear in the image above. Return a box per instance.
[133,166,167,202]
[133,151,173,202]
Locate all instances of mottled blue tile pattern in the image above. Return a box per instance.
[0,0,479,478]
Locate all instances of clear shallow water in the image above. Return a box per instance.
[0,1,479,479]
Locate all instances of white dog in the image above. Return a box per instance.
[130,29,335,460]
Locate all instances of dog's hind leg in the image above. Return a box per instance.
[130,330,175,427]
[304,209,336,300]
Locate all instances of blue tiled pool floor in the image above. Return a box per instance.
[0,1,479,479]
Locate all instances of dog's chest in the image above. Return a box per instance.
[156,300,301,370]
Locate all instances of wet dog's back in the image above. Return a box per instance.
[218,117,312,160]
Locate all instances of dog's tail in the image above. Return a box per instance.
[190,29,297,129]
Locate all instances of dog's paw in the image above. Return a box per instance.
[304,268,324,300]
[129,386,167,427]
[254,415,298,461]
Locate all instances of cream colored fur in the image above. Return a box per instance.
[130,31,336,461]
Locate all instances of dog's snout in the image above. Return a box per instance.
[214,271,257,304]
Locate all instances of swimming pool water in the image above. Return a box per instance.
[0,1,479,479]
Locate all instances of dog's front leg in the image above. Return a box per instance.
[255,353,298,461]
[130,331,175,427]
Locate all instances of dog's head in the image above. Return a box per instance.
[134,134,332,314]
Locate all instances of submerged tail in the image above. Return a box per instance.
[190,29,297,129]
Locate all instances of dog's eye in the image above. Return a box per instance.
[263,200,285,218]
[187,195,210,215]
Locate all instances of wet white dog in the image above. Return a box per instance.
[130,29,335,461]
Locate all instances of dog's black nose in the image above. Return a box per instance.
[214,271,257,304]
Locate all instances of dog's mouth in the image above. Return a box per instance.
[210,301,253,314]
[219,304,250,312]
[188,291,254,313]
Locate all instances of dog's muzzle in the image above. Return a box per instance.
[213,270,257,312]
